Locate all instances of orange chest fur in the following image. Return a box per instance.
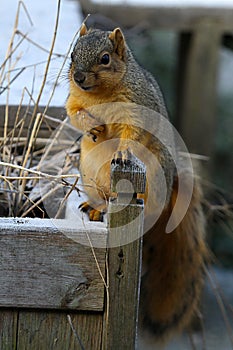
[66,81,132,117]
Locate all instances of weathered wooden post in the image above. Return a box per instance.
[177,19,222,158]
[103,153,146,350]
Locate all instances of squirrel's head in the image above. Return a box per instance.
[69,24,127,93]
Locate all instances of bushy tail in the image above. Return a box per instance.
[140,176,208,341]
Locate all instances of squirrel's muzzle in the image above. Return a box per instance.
[73,71,86,85]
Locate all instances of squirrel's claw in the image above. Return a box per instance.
[89,125,105,142]
[111,148,132,166]
[79,201,104,221]
[90,125,105,135]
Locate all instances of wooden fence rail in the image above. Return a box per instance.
[0,123,145,350]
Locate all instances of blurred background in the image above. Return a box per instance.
[0,0,233,349]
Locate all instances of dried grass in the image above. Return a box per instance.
[0,4,106,349]
[0,1,88,218]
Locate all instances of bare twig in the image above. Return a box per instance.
[21,182,63,218]
[67,315,85,350]
[16,30,64,57]
[29,0,62,144]
[0,161,80,180]
[55,176,79,219]
[42,14,90,118]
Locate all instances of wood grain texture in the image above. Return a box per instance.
[102,158,145,350]
[110,154,146,195]
[0,218,106,310]
[0,309,18,350]
[16,310,102,350]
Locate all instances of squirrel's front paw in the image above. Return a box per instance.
[79,202,105,221]
[76,109,104,137]
[111,148,133,166]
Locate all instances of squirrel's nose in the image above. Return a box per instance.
[73,71,86,85]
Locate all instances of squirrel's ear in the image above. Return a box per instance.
[80,23,88,37]
[109,28,126,60]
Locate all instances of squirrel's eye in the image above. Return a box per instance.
[100,53,110,65]
[71,52,74,62]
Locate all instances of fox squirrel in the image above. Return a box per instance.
[66,24,207,341]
